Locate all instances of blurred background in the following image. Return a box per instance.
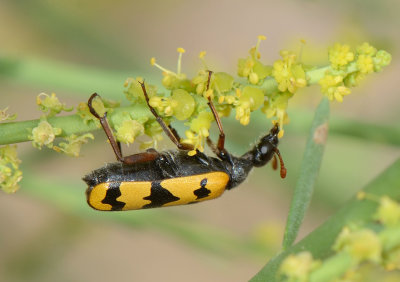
[0,0,399,281]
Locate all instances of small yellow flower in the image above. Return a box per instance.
[36,93,73,117]
[150,48,189,89]
[192,69,209,95]
[181,112,214,154]
[329,43,355,70]
[237,36,271,83]
[357,54,374,74]
[0,107,17,122]
[374,196,400,227]
[333,227,382,263]
[356,42,377,56]
[279,251,319,281]
[373,50,392,72]
[235,101,251,125]
[319,74,351,102]
[30,120,62,149]
[115,119,145,145]
[53,133,94,157]
[234,86,264,126]
[272,51,306,94]
[149,96,164,112]
[261,92,291,137]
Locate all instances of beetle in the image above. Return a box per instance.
[83,71,286,211]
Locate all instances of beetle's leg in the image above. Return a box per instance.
[122,149,159,164]
[204,71,227,158]
[88,93,125,163]
[88,93,160,164]
[138,81,194,151]
[168,125,182,143]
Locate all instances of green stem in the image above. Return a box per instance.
[0,104,152,145]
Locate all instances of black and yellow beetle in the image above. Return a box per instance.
[83,71,286,211]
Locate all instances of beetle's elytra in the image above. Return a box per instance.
[83,71,286,211]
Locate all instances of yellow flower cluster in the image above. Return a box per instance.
[142,39,391,153]
[31,93,99,159]
[320,42,392,102]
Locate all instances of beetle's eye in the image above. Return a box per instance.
[260,145,268,154]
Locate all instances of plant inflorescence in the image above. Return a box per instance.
[0,37,391,193]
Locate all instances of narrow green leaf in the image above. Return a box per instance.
[251,158,400,282]
[283,97,330,249]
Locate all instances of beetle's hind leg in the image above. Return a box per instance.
[87,93,159,164]
[138,81,194,151]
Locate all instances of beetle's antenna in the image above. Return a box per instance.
[273,147,286,178]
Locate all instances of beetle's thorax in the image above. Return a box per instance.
[224,155,253,189]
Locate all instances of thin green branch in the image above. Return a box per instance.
[0,104,153,145]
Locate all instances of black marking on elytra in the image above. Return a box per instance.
[143,180,180,208]
[102,182,125,211]
[193,178,211,200]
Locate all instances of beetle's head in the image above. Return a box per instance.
[242,124,286,178]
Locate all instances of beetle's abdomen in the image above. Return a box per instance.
[86,172,230,211]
